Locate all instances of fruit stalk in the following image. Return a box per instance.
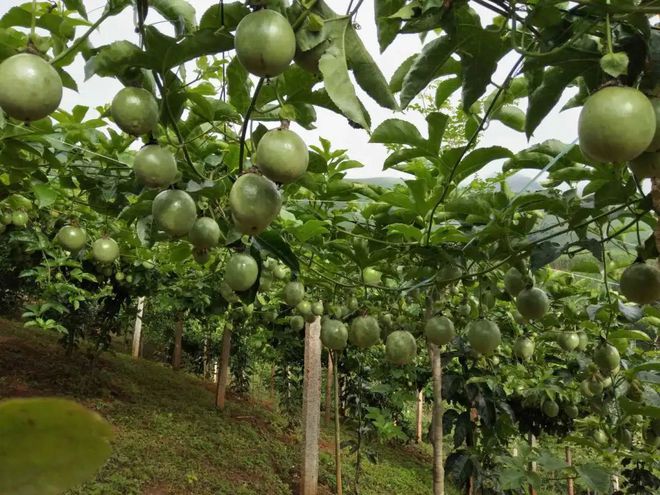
[238,77,265,173]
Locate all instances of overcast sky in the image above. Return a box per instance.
[1,0,581,180]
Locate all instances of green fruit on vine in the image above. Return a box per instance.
[92,237,119,264]
[592,429,609,446]
[542,399,559,418]
[224,253,258,292]
[349,316,381,349]
[102,266,113,277]
[321,319,348,350]
[296,300,312,316]
[115,271,125,282]
[0,212,12,225]
[619,262,660,305]
[385,330,417,365]
[56,225,87,252]
[229,173,282,235]
[578,86,656,162]
[647,97,660,151]
[255,128,309,184]
[152,189,197,237]
[273,265,288,280]
[504,267,527,296]
[457,303,471,317]
[580,379,594,397]
[11,210,28,227]
[311,301,324,316]
[328,303,342,319]
[290,315,305,331]
[192,248,211,265]
[111,87,159,136]
[577,331,588,351]
[563,404,579,419]
[557,332,580,351]
[234,9,295,77]
[467,319,501,355]
[283,281,305,306]
[188,217,221,250]
[125,274,133,284]
[593,343,620,373]
[362,267,382,285]
[629,151,660,178]
[516,287,549,320]
[615,428,633,448]
[379,313,393,328]
[587,377,604,396]
[424,316,455,346]
[0,53,62,121]
[348,297,359,311]
[513,336,535,360]
[133,145,178,188]
[142,260,156,270]
[264,310,278,323]
[480,289,496,309]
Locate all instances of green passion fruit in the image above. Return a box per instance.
[593,343,620,373]
[152,189,197,237]
[296,300,313,317]
[557,332,580,351]
[619,262,660,305]
[290,315,305,331]
[513,336,535,360]
[424,316,455,346]
[192,248,211,265]
[349,316,381,349]
[516,287,549,320]
[188,217,221,250]
[592,429,609,446]
[11,210,28,227]
[255,128,309,184]
[92,237,119,264]
[133,145,178,188]
[504,267,527,296]
[321,319,348,350]
[56,225,87,252]
[311,301,324,316]
[224,253,259,292]
[385,330,417,365]
[283,281,305,306]
[629,151,660,179]
[111,87,159,136]
[563,403,579,419]
[362,267,382,285]
[229,173,282,235]
[467,319,501,355]
[234,9,296,77]
[542,400,559,418]
[578,86,656,163]
[0,53,62,121]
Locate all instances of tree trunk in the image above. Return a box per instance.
[215,325,232,410]
[132,296,145,359]
[202,333,209,379]
[565,447,574,495]
[333,351,343,495]
[416,389,424,443]
[430,344,445,495]
[300,316,322,495]
[528,432,537,495]
[325,352,334,424]
[172,313,184,370]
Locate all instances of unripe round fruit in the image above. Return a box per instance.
[513,336,535,360]
[255,129,309,184]
[224,253,258,292]
[56,225,87,252]
[290,315,305,331]
[348,297,359,311]
[115,271,125,281]
[193,248,211,265]
[578,86,656,162]
[587,378,604,396]
[321,319,348,350]
[311,301,324,316]
[593,343,620,373]
[467,319,501,355]
[152,189,197,237]
[542,400,559,418]
[92,237,119,264]
[133,145,178,188]
[385,330,417,365]
[0,212,11,225]
[188,217,221,249]
[362,267,382,285]
[283,281,305,306]
[504,267,527,296]
[629,151,660,178]
[229,173,282,235]
[0,53,62,121]
[11,210,28,227]
[111,87,159,136]
[593,429,609,446]
[234,10,295,77]
[619,262,660,305]
[516,287,549,320]
[557,332,580,351]
[424,316,455,346]
[580,379,594,397]
[349,316,381,349]
[296,300,312,317]
[564,404,579,419]
[615,428,633,448]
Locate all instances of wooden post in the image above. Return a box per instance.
[528,432,537,495]
[416,389,424,443]
[172,313,184,370]
[300,316,322,495]
[131,296,145,359]
[333,351,343,495]
[430,344,444,495]
[325,352,334,424]
[215,325,232,410]
[566,446,574,495]
[202,334,209,379]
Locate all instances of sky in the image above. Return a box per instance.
[0,0,581,181]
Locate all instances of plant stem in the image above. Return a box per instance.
[292,0,319,30]
[51,13,109,65]
[238,77,265,174]
[605,10,614,54]
[30,0,37,42]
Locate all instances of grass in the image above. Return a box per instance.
[0,319,436,495]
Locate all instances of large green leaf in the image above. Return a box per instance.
[150,0,197,36]
[200,2,250,31]
[254,230,300,274]
[63,0,88,18]
[370,119,427,149]
[453,146,514,183]
[84,41,153,79]
[435,77,462,107]
[227,57,250,114]
[375,0,405,53]
[0,398,113,495]
[162,29,234,69]
[575,464,611,493]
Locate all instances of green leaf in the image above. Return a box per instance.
[400,36,457,109]
[536,450,568,471]
[63,0,88,18]
[254,230,300,274]
[453,146,514,183]
[390,55,416,93]
[600,51,629,78]
[200,2,249,31]
[227,57,250,114]
[375,0,405,53]
[162,29,234,70]
[318,19,370,130]
[492,105,525,132]
[169,242,192,263]
[608,329,651,342]
[435,77,461,107]
[31,183,58,208]
[370,119,426,148]
[0,398,113,495]
[530,241,564,270]
[150,0,197,36]
[575,463,611,492]
[84,41,153,80]
[619,397,660,419]
[292,220,329,242]
[386,223,422,241]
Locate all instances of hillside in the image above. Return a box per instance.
[0,320,434,495]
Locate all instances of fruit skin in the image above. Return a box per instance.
[255,129,309,184]
[152,189,197,237]
[362,267,382,285]
[229,173,282,235]
[516,287,549,320]
[557,332,580,351]
[234,10,296,77]
[587,378,604,396]
[578,86,656,162]
[133,145,178,188]
[311,301,324,316]
[224,253,258,292]
[321,319,348,350]
[504,267,527,296]
[647,97,660,151]
[467,319,501,355]
[283,281,305,306]
[563,404,579,419]
[542,400,559,418]
[92,238,119,264]
[0,53,62,121]
[513,336,535,360]
[290,315,305,331]
[349,316,381,349]
[385,330,417,365]
[188,217,221,249]
[593,343,620,373]
[56,225,87,252]
[0,212,11,225]
[580,379,594,397]
[424,316,455,346]
[629,151,660,178]
[296,300,312,317]
[111,87,159,136]
[592,429,609,446]
[11,210,28,227]
[619,262,660,304]
[192,248,211,265]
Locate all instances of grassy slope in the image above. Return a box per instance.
[0,319,434,495]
